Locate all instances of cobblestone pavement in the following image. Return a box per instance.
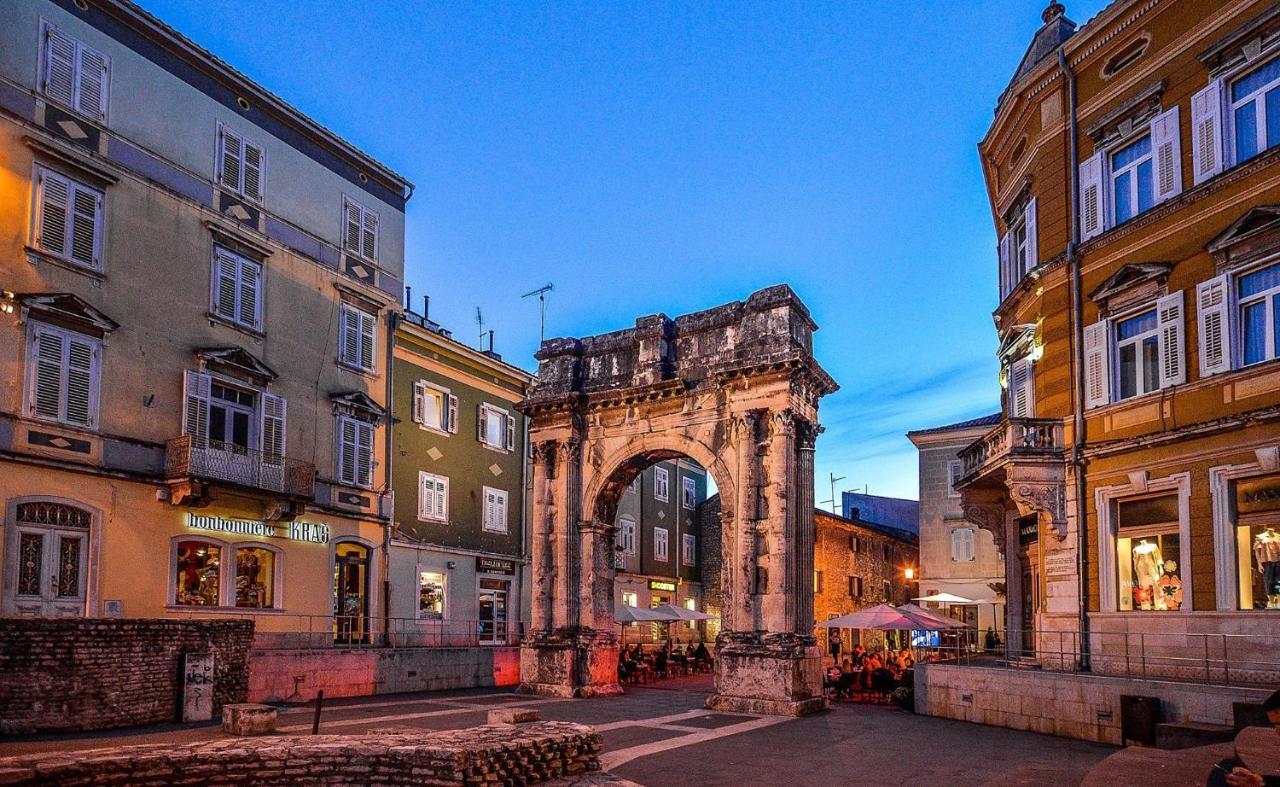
[0,676,1116,785]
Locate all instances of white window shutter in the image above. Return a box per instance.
[1191,79,1226,184]
[64,336,96,426]
[213,250,238,320]
[1010,357,1035,417]
[243,142,265,202]
[412,382,425,424]
[183,370,212,444]
[37,170,70,257]
[43,26,77,109]
[447,394,459,434]
[1157,290,1186,388]
[1197,274,1232,377]
[74,44,108,121]
[505,412,515,451]
[356,421,373,486]
[477,405,487,443]
[998,232,1011,299]
[260,392,286,462]
[343,200,362,254]
[219,126,242,192]
[358,310,376,370]
[339,417,357,484]
[1150,106,1183,204]
[437,478,448,519]
[1079,152,1106,241]
[361,209,378,261]
[339,307,356,365]
[1084,319,1110,408]
[238,259,260,328]
[68,184,101,269]
[31,327,66,421]
[1023,197,1038,271]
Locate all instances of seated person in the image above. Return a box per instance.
[850,644,866,667]
[899,648,915,671]
[835,659,858,699]
[1211,689,1280,786]
[694,642,711,662]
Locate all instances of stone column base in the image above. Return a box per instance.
[705,632,826,717]
[517,628,624,699]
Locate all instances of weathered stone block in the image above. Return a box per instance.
[487,708,542,725]
[221,704,277,736]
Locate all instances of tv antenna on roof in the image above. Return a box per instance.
[475,307,484,350]
[522,283,554,344]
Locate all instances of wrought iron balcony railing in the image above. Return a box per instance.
[165,435,315,499]
[957,417,1064,483]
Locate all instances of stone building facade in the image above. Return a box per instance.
[0,0,410,643]
[957,0,1280,680]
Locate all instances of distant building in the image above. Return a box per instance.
[613,458,708,644]
[842,492,920,535]
[908,414,1005,638]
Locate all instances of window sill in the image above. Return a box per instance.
[25,246,104,281]
[417,423,450,436]
[23,411,98,434]
[206,312,265,340]
[417,516,448,525]
[165,605,287,614]
[1087,386,1168,417]
[482,527,509,535]
[479,442,512,455]
[336,360,378,379]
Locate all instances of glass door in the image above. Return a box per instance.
[333,542,370,644]
[6,503,89,617]
[477,579,509,645]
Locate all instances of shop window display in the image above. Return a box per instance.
[1114,495,1182,612]
[1238,525,1280,610]
[235,546,275,609]
[418,570,445,620]
[175,541,221,606]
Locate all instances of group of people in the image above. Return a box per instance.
[618,641,712,683]
[825,632,916,701]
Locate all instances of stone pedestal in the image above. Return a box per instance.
[518,629,624,699]
[220,703,277,736]
[705,632,825,716]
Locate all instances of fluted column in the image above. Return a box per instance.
[529,441,557,632]
[795,418,818,635]
[551,438,582,630]
[762,409,797,633]
[577,519,616,631]
[729,410,763,634]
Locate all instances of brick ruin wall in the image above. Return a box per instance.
[0,723,602,786]
[0,618,253,735]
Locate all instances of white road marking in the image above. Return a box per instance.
[600,715,793,771]
[277,692,528,716]
[277,696,568,733]
[593,709,731,732]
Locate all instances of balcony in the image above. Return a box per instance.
[165,435,315,502]
[957,418,1064,487]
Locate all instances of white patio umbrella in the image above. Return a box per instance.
[614,603,672,623]
[912,592,975,605]
[651,604,717,621]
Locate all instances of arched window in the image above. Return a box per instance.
[171,536,226,607]
[230,542,281,609]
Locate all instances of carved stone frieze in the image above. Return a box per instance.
[960,498,1007,557]
[1008,480,1067,541]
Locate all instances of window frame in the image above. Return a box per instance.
[654,526,669,562]
[1112,305,1161,401]
[209,246,263,332]
[417,471,449,523]
[416,568,447,621]
[947,460,963,498]
[38,20,110,122]
[342,195,379,262]
[482,486,509,534]
[681,476,697,510]
[31,165,104,272]
[215,122,267,203]
[654,467,670,502]
[682,533,696,566]
[413,380,455,434]
[478,403,514,451]
[337,303,377,372]
[950,527,976,563]
[24,320,101,430]
[1237,261,1280,368]
[618,515,637,555]
[1229,56,1280,165]
[230,541,282,610]
[1109,134,1155,226]
[336,415,375,489]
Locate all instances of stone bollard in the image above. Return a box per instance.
[487,707,542,724]
[221,703,278,736]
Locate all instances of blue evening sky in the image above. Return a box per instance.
[139,0,1109,503]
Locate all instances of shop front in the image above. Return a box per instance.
[1231,475,1280,611]
[477,556,515,646]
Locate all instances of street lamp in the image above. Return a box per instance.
[904,567,915,581]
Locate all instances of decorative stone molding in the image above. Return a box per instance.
[1008,480,1067,541]
[961,497,1008,557]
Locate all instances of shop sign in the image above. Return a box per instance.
[649,580,677,592]
[186,513,330,544]
[1018,519,1038,546]
[477,556,516,575]
[1237,477,1280,516]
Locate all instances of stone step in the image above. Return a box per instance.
[1155,720,1236,750]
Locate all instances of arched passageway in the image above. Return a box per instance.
[516,285,837,715]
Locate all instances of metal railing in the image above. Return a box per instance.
[930,628,1280,688]
[166,435,315,498]
[958,418,1065,481]
[170,611,527,650]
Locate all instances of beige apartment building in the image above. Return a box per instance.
[0,0,411,644]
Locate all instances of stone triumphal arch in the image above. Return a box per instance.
[516,285,837,715]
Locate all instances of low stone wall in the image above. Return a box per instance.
[249,646,520,702]
[916,662,1272,745]
[0,618,253,735]
[0,722,601,786]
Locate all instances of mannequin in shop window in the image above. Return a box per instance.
[1255,529,1280,610]
[1132,539,1164,611]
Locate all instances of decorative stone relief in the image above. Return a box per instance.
[1008,480,1067,540]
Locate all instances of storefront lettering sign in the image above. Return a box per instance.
[186,513,330,544]
[649,580,677,592]
[477,556,516,576]
[1237,478,1280,516]
[1018,519,1038,546]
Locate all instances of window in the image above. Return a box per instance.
[417,570,445,620]
[338,304,376,372]
[33,167,103,271]
[1231,57,1280,165]
[418,472,448,522]
[947,460,963,498]
[39,22,109,121]
[337,416,374,488]
[850,576,863,598]
[654,527,669,562]
[618,516,637,555]
[174,539,222,606]
[216,124,265,202]
[1115,495,1182,612]
[1237,517,1280,611]
[683,597,698,630]
[951,527,976,562]
[682,533,696,566]
[26,322,100,428]
[998,198,1038,299]
[483,487,508,533]
[849,536,859,553]
[883,580,893,603]
[210,247,262,330]
[682,476,697,509]
[477,404,515,451]
[209,382,255,449]
[814,570,824,593]
[412,381,457,433]
[1006,356,1035,417]
[621,591,638,608]
[654,467,670,502]
[1114,308,1160,399]
[342,196,378,261]
[234,545,276,609]
[1239,262,1280,367]
[1110,135,1154,225]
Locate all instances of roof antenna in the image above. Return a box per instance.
[475,307,484,350]
[522,283,554,344]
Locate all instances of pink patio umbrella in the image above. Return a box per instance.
[815,603,966,631]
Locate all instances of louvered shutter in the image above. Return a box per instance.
[339,417,357,485]
[436,478,448,519]
[68,184,101,269]
[240,259,261,328]
[343,201,362,254]
[213,250,239,321]
[183,370,212,445]
[1084,320,1110,409]
[477,405,487,444]
[1079,152,1106,241]
[75,44,108,121]
[218,126,243,192]
[1023,197,1038,272]
[43,26,77,109]
[37,170,70,257]
[1197,275,1232,377]
[1157,290,1186,388]
[496,492,507,530]
[446,394,459,434]
[260,393,286,460]
[484,489,496,529]
[998,232,1011,299]
[505,412,515,450]
[64,336,95,426]
[243,142,265,202]
[31,327,65,421]
[1150,106,1183,204]
[1191,79,1226,184]
[361,209,378,261]
[358,309,375,370]
[1010,357,1035,417]
[356,421,374,486]
[339,306,359,365]
[412,382,426,424]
